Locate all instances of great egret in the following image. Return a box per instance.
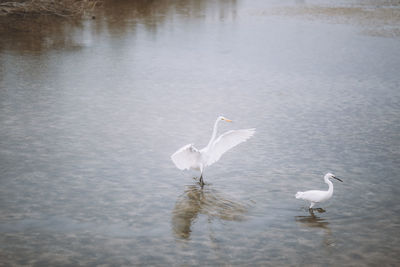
[295,173,343,209]
[171,116,255,186]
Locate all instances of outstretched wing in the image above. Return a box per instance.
[206,128,255,166]
[171,144,201,170]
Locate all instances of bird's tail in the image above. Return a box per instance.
[295,192,303,199]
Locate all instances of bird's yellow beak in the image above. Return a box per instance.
[223,118,232,122]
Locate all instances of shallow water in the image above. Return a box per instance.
[1,0,400,265]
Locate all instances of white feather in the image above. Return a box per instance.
[206,128,255,166]
[171,144,201,170]
[296,190,327,203]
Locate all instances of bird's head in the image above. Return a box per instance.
[218,116,232,122]
[325,173,343,182]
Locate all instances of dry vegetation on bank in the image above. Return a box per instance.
[0,0,100,17]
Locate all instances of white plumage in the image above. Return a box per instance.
[170,144,201,171]
[295,173,343,209]
[171,116,255,185]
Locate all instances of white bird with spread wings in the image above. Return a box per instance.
[171,116,255,186]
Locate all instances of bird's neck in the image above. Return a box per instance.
[206,118,220,148]
[325,178,334,195]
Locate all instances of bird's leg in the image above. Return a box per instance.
[199,166,205,188]
[308,208,315,216]
[199,175,204,188]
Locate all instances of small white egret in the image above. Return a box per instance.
[295,173,343,209]
[171,116,255,186]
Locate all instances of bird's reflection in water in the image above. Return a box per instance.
[172,185,249,239]
[295,209,335,247]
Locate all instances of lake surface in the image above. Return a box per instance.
[1,0,400,265]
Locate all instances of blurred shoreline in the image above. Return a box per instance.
[1,0,399,37]
[0,0,99,18]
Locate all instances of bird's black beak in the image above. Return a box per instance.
[333,176,343,182]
